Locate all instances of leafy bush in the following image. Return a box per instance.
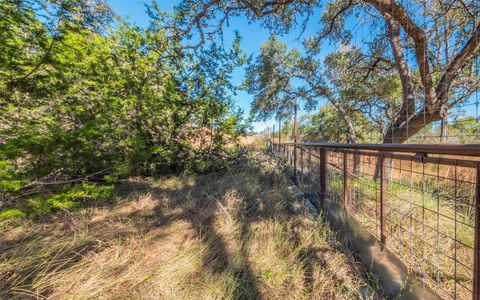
[0,161,27,193]
[0,209,26,220]
[0,1,247,215]
[1,183,113,219]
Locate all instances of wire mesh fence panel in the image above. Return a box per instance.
[269,141,480,300]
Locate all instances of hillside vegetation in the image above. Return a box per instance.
[0,0,246,219]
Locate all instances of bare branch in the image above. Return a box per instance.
[318,0,354,40]
[21,169,112,190]
[437,23,480,110]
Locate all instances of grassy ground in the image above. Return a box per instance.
[0,142,377,299]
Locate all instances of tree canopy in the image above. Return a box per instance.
[176,0,479,143]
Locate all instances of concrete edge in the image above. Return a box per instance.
[317,197,442,300]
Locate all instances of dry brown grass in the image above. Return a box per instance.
[0,146,377,299]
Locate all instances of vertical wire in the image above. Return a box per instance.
[472,0,479,143]
[422,0,427,143]
[409,158,413,265]
[354,152,365,212]
[399,159,403,258]
[454,163,458,298]
[373,156,378,237]
[353,152,365,220]
[444,1,449,144]
[422,160,426,286]
[389,158,393,243]
[309,148,312,191]
[436,162,441,292]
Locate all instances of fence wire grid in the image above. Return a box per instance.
[271,141,480,300]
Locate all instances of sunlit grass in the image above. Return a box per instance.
[0,146,375,299]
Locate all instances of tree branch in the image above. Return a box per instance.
[363,0,437,112]
[436,23,480,113]
[21,169,112,190]
[318,0,354,40]
[384,13,415,123]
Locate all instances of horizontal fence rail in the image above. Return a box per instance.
[269,140,480,300]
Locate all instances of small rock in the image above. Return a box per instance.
[291,201,304,215]
[293,189,304,200]
[304,199,319,218]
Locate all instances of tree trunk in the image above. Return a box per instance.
[382,110,442,144]
[440,117,448,143]
[373,109,443,178]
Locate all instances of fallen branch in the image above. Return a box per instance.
[20,168,112,190]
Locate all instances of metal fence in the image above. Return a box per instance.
[270,141,480,300]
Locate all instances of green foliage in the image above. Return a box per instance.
[452,117,480,143]
[244,36,389,143]
[0,1,246,216]
[0,182,113,220]
[0,209,26,220]
[301,105,380,143]
[0,161,27,193]
[24,183,112,219]
[244,35,299,122]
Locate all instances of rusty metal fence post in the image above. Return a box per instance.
[288,147,291,167]
[379,154,386,245]
[289,147,292,166]
[294,145,297,183]
[319,147,327,205]
[278,118,281,144]
[308,148,312,183]
[300,147,304,185]
[343,152,348,209]
[474,162,480,300]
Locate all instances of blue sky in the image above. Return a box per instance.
[106,0,328,132]
[106,0,479,132]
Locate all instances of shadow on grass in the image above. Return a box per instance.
[145,170,267,299]
[0,153,287,299]
[297,247,331,295]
